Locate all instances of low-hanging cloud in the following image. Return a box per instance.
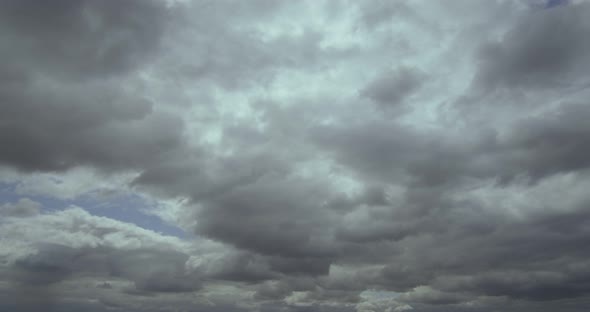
[2,1,590,311]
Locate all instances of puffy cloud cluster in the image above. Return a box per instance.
[2,0,590,311]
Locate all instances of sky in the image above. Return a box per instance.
[1,0,590,311]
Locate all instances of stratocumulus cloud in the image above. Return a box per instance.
[1,0,590,311]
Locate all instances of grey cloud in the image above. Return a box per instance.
[0,91,186,172]
[0,206,206,312]
[164,1,357,91]
[310,120,481,187]
[0,0,188,174]
[255,280,296,300]
[10,244,78,285]
[356,0,400,29]
[314,99,590,188]
[196,177,337,259]
[368,196,590,305]
[474,3,590,91]
[397,286,466,305]
[0,198,40,218]
[175,29,331,90]
[0,0,170,80]
[9,244,201,295]
[183,89,590,309]
[500,101,590,180]
[306,107,590,307]
[360,67,426,108]
[112,248,201,293]
[3,1,590,311]
[311,121,425,182]
[203,250,277,283]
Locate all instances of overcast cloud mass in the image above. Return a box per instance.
[2,0,590,311]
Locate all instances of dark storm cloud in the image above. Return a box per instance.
[3,243,206,310]
[202,250,332,284]
[304,102,590,310]
[196,177,336,259]
[314,97,590,189]
[501,101,590,180]
[10,244,78,285]
[113,248,201,293]
[305,101,590,305]
[362,190,590,306]
[474,2,590,91]
[9,244,201,294]
[4,1,590,312]
[360,67,426,108]
[310,119,492,189]
[0,0,187,173]
[0,0,170,80]
[204,250,277,283]
[0,89,186,172]
[188,86,590,310]
[254,280,299,300]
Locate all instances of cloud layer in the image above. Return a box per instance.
[2,0,590,311]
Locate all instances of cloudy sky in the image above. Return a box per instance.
[1,0,590,311]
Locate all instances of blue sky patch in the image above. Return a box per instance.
[0,182,186,238]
